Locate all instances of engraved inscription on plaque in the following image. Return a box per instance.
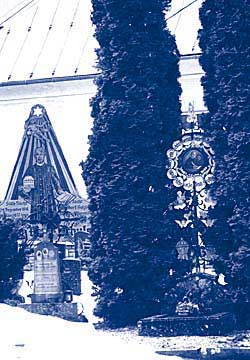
[33,242,62,302]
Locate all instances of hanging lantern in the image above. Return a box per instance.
[63,290,73,303]
[176,239,189,260]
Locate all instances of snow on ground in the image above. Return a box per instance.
[101,326,250,353]
[0,303,177,360]
[1,270,249,360]
[0,270,174,360]
[74,270,100,325]
[1,303,249,360]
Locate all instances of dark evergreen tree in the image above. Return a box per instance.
[199,0,250,327]
[0,220,26,302]
[83,0,182,327]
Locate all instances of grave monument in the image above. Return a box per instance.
[138,105,235,336]
[33,242,62,303]
[2,104,88,321]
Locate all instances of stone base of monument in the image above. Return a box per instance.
[30,293,63,303]
[137,312,235,337]
[18,302,88,322]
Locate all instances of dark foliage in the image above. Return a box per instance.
[199,0,250,327]
[162,273,231,316]
[0,220,27,302]
[83,0,182,327]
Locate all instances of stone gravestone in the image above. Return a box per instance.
[61,258,81,296]
[33,242,62,303]
[19,241,86,321]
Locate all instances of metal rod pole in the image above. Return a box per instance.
[193,180,200,273]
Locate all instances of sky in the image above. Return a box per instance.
[0,0,204,200]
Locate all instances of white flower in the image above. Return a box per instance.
[114,287,123,295]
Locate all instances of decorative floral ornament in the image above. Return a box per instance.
[166,112,215,193]
[166,104,216,271]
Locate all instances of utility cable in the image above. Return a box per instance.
[192,37,198,52]
[0,0,28,23]
[51,0,81,76]
[173,0,184,34]
[29,0,61,78]
[74,27,92,75]
[166,0,198,21]
[8,4,39,80]
[0,28,11,58]
[0,0,37,28]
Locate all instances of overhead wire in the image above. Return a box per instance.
[0,0,29,23]
[1,0,200,81]
[8,4,39,80]
[74,27,92,75]
[166,0,198,21]
[168,0,201,54]
[0,0,37,28]
[0,28,11,58]
[173,0,185,34]
[51,0,81,76]
[192,37,198,52]
[29,0,61,78]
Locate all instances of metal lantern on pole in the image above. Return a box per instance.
[176,239,189,260]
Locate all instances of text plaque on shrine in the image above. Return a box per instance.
[33,242,62,303]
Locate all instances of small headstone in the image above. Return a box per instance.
[32,242,62,303]
[61,258,81,295]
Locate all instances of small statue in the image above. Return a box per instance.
[174,191,186,210]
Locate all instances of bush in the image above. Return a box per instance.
[162,273,231,316]
[199,0,250,328]
[84,0,182,327]
[0,220,27,302]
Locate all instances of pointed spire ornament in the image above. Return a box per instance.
[5,104,79,202]
[0,104,88,224]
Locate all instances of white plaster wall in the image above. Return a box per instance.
[179,55,206,113]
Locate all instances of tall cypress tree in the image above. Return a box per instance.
[199,0,250,326]
[83,0,182,327]
[0,220,26,302]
